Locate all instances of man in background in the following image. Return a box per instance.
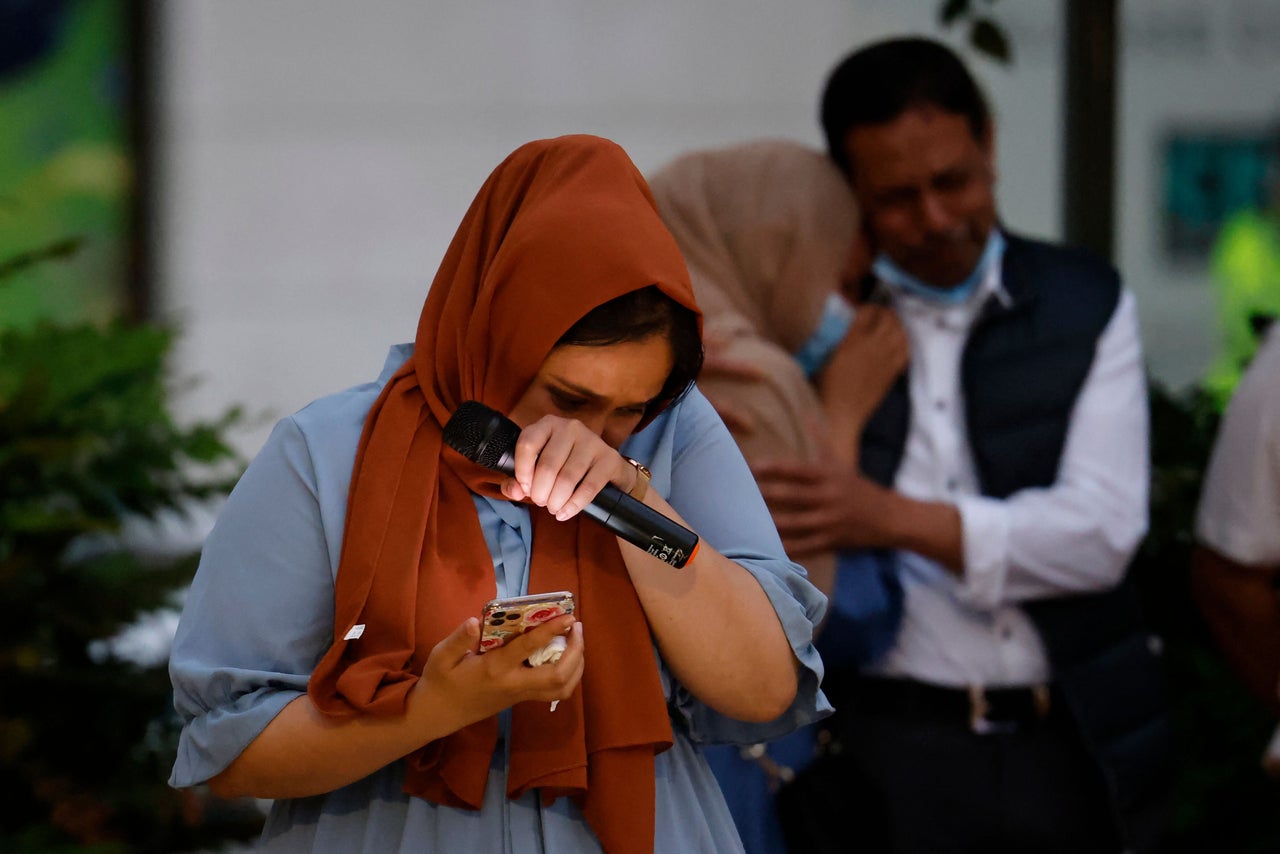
[754,37,1170,852]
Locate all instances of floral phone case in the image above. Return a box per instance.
[478,590,575,653]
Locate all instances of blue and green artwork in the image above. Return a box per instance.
[0,0,133,330]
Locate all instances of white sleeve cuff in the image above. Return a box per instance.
[956,494,1011,609]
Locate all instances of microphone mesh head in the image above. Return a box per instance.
[442,400,520,470]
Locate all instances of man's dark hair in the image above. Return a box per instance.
[558,285,703,419]
[820,37,992,176]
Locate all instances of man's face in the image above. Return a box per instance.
[844,105,998,288]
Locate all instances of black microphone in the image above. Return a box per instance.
[442,400,700,568]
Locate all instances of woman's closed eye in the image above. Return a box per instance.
[550,388,646,420]
[550,389,590,413]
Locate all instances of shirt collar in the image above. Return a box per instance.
[875,230,1011,319]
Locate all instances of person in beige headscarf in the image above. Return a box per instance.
[648,140,908,854]
[648,139,907,598]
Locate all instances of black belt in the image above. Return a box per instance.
[837,676,1060,735]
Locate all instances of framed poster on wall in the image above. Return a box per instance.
[1163,126,1275,262]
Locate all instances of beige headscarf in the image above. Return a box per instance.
[647,139,860,589]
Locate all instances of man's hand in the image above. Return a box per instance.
[752,460,892,556]
[753,459,965,573]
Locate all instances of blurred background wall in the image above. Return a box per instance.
[5,2,1279,846]
[151,0,1280,457]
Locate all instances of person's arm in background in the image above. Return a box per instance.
[757,290,1148,608]
[1189,325,1280,718]
[754,464,964,570]
[1190,546,1280,717]
[946,289,1148,606]
[816,303,908,467]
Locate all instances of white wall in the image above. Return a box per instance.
[155,0,1280,459]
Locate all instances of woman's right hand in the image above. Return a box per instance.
[415,614,585,733]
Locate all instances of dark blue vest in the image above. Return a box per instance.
[858,233,1171,851]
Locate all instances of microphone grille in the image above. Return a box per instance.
[442,400,520,470]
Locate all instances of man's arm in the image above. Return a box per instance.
[952,290,1149,607]
[1190,544,1280,717]
[755,468,963,569]
[758,291,1147,609]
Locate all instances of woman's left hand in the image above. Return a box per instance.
[500,415,633,520]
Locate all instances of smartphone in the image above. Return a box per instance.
[478,590,575,653]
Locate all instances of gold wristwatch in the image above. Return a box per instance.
[623,457,651,501]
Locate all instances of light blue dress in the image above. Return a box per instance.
[169,344,830,853]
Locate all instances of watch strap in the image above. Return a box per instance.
[623,457,651,501]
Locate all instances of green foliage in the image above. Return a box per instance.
[0,0,133,330]
[1134,381,1280,852]
[0,314,258,850]
[937,0,1012,64]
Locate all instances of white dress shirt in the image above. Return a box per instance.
[1195,325,1280,567]
[865,252,1150,688]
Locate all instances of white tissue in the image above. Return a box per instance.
[527,634,567,667]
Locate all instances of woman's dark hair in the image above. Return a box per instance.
[558,285,703,418]
[820,36,992,176]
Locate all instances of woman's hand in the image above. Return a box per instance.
[817,304,908,464]
[495,415,801,723]
[208,614,584,800]
[415,614,585,732]
[500,414,633,520]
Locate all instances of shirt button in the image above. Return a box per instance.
[946,478,958,492]
[935,399,947,411]
[1001,626,1013,640]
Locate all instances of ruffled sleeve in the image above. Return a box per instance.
[169,349,404,789]
[169,414,340,786]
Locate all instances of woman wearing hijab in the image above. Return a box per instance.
[168,135,828,853]
[648,139,907,598]
[648,140,907,854]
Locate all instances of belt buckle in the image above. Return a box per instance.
[966,684,1008,735]
[966,684,1052,734]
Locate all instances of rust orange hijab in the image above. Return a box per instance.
[307,135,701,853]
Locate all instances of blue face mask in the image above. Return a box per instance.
[794,292,856,377]
[872,229,1005,305]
